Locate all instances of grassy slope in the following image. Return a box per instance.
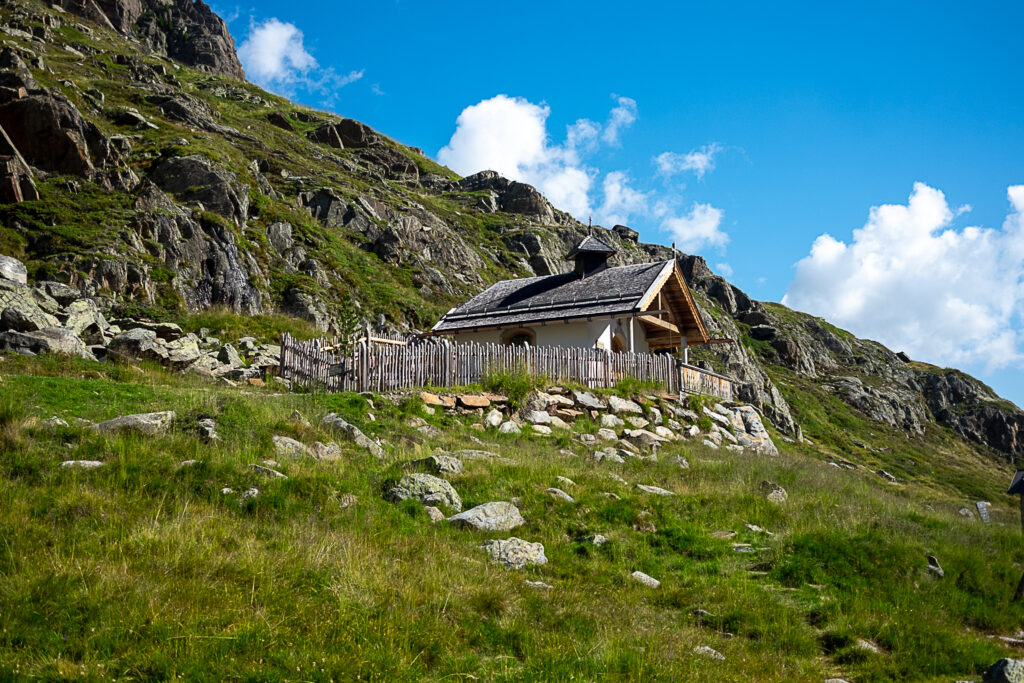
[2,355,1024,682]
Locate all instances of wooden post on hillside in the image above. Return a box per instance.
[1008,470,1024,601]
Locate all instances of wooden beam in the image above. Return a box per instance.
[638,315,679,334]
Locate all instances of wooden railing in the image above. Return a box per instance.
[280,334,733,401]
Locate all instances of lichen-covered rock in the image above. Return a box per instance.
[321,413,383,458]
[447,501,524,531]
[95,411,175,436]
[410,455,463,476]
[0,327,95,360]
[480,537,547,569]
[608,396,643,415]
[0,255,27,284]
[273,435,313,459]
[386,473,462,511]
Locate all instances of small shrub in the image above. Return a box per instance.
[482,365,546,408]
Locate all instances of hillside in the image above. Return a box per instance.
[2,1,1024,680]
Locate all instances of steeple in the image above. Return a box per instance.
[565,235,617,278]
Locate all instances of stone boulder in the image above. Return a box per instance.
[0,327,95,360]
[984,659,1024,683]
[107,328,169,364]
[95,411,175,436]
[0,92,111,174]
[321,413,383,458]
[573,390,607,410]
[307,118,382,149]
[149,155,248,224]
[273,435,314,459]
[385,473,462,511]
[410,455,463,476]
[608,396,643,415]
[447,501,524,531]
[480,537,547,569]
[0,255,26,284]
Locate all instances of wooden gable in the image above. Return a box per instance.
[635,260,712,351]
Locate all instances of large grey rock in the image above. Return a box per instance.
[95,411,175,436]
[0,327,95,360]
[631,570,660,588]
[573,390,607,410]
[545,487,575,502]
[484,408,504,428]
[163,335,202,367]
[480,537,547,569]
[273,435,314,459]
[636,484,675,496]
[984,658,1024,683]
[1,305,59,332]
[759,480,788,504]
[321,413,383,458]
[524,410,551,425]
[410,455,464,475]
[149,155,249,224]
[601,414,625,429]
[386,473,462,511]
[36,281,81,306]
[498,421,521,435]
[61,460,103,469]
[608,396,643,415]
[0,255,27,284]
[447,501,524,531]
[62,299,108,336]
[107,328,168,364]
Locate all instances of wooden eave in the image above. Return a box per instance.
[638,259,713,350]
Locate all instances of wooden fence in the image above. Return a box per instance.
[279,333,733,401]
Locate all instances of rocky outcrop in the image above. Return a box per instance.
[58,0,245,80]
[149,155,248,224]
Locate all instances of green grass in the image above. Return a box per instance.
[2,356,1023,681]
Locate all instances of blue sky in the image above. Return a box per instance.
[218,1,1024,406]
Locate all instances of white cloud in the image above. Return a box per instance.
[655,143,722,179]
[783,182,1024,370]
[716,262,734,277]
[597,171,649,226]
[662,202,728,253]
[439,95,644,220]
[602,96,638,146]
[237,18,362,99]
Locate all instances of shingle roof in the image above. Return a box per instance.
[565,235,617,259]
[432,260,671,332]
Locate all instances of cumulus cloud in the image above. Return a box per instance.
[662,202,728,253]
[237,18,362,98]
[783,182,1024,370]
[716,262,734,277]
[602,96,638,146]
[655,143,722,179]
[597,171,649,226]
[439,95,644,220]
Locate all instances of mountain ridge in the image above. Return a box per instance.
[0,0,1021,461]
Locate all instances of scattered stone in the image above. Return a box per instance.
[524,410,551,425]
[711,531,737,539]
[653,425,676,440]
[855,639,881,654]
[60,460,102,469]
[480,537,547,569]
[221,487,234,495]
[273,434,313,459]
[386,473,462,511]
[573,390,607,410]
[759,480,788,504]
[556,476,576,487]
[671,455,690,469]
[545,487,575,503]
[702,439,719,450]
[239,488,260,503]
[250,464,287,478]
[498,421,521,435]
[424,505,445,522]
[693,645,725,661]
[0,327,95,360]
[338,493,358,509]
[321,413,383,458]
[525,580,553,589]
[575,432,595,443]
[314,441,342,460]
[410,454,463,475]
[744,523,773,536]
[630,570,660,588]
[484,408,503,428]
[0,255,27,284]
[958,506,976,520]
[877,469,898,484]
[636,484,674,496]
[601,413,625,429]
[596,428,618,442]
[591,449,625,464]
[625,416,649,429]
[95,410,174,436]
[450,449,500,460]
[457,394,490,409]
[42,416,68,427]
[590,534,608,546]
[447,501,524,531]
[983,658,1024,683]
[197,418,219,442]
[608,395,643,415]
[175,459,198,468]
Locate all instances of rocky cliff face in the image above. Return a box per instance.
[0,0,1020,462]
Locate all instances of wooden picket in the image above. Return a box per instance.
[279,333,733,401]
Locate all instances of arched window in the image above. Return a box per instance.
[503,328,535,347]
